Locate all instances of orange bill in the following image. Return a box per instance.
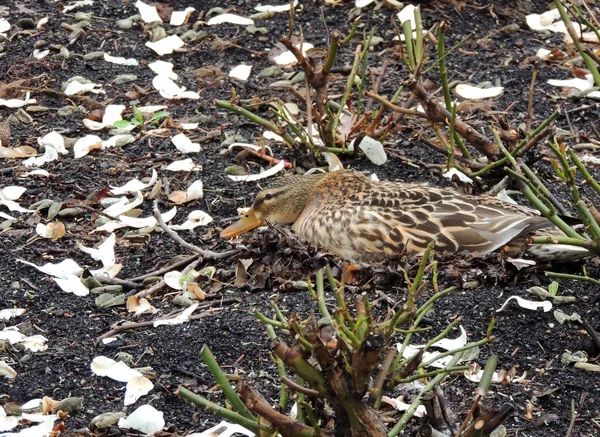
[220,208,264,238]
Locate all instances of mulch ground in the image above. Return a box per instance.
[1,0,599,436]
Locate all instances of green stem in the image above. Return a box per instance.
[215,100,298,148]
[568,148,600,195]
[199,345,255,421]
[176,386,261,434]
[545,271,600,286]
[387,352,464,437]
[554,0,600,86]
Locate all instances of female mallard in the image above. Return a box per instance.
[221,170,588,262]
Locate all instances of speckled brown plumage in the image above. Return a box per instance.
[221,170,590,262]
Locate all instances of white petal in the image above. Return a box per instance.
[431,326,467,350]
[255,1,297,12]
[228,160,285,182]
[91,356,142,382]
[145,35,184,56]
[73,135,102,158]
[149,60,178,80]
[229,64,252,81]
[118,405,165,434]
[455,84,504,99]
[0,308,26,321]
[166,158,201,171]
[0,362,17,380]
[496,296,552,313]
[154,303,198,326]
[207,14,253,26]
[169,210,213,230]
[273,43,314,65]
[54,274,89,296]
[164,271,183,290]
[110,169,158,194]
[104,53,138,66]
[170,7,196,26]
[124,376,154,406]
[172,133,201,153]
[442,168,473,184]
[17,258,83,279]
[0,186,27,201]
[135,0,162,23]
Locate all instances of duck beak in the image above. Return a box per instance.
[220,208,264,238]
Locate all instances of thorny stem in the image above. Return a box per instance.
[200,345,256,421]
[176,387,262,434]
[387,352,464,437]
[568,149,600,195]
[399,366,468,383]
[554,0,600,86]
[215,99,299,149]
[545,271,600,286]
[547,139,600,240]
[420,337,494,368]
[471,109,559,177]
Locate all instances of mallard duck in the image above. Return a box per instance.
[221,170,589,262]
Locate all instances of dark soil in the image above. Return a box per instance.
[1,0,599,436]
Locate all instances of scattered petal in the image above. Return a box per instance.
[207,14,253,26]
[166,158,201,171]
[152,75,199,99]
[35,222,66,240]
[154,303,199,326]
[145,35,185,56]
[54,274,90,296]
[431,326,468,350]
[169,210,213,230]
[442,168,474,184]
[455,84,504,100]
[124,376,154,406]
[76,233,117,267]
[17,258,83,279]
[164,271,184,290]
[255,1,297,12]
[135,0,162,23]
[349,136,387,165]
[172,133,201,153]
[149,60,178,80]
[170,7,196,26]
[229,64,252,81]
[118,405,165,434]
[496,296,552,313]
[0,91,36,108]
[228,160,285,182]
[91,356,142,382]
[110,169,158,194]
[73,135,103,158]
[272,43,314,65]
[381,396,426,418]
[0,362,17,380]
[193,421,255,437]
[0,308,26,321]
[104,53,139,66]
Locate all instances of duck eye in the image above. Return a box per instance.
[264,193,275,201]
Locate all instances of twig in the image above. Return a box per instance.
[134,255,202,298]
[129,254,200,282]
[243,148,293,168]
[95,305,227,342]
[281,376,321,397]
[152,200,239,259]
[566,399,576,437]
[364,91,428,118]
[526,60,539,134]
